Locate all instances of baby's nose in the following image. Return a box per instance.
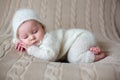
[30,35,35,40]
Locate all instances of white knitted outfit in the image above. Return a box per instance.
[67,30,95,63]
[27,29,96,63]
[12,9,96,63]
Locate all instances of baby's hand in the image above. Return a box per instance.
[90,47,101,55]
[15,41,26,52]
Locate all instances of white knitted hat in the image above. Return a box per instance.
[12,9,45,43]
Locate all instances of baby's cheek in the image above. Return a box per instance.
[40,34,44,40]
[26,42,32,46]
[22,40,29,45]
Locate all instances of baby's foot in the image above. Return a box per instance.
[94,53,106,62]
[90,47,101,55]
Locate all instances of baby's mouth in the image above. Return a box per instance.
[32,41,38,45]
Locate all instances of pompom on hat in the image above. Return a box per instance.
[12,9,45,43]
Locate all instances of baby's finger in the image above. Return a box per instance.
[20,44,26,52]
[18,44,22,51]
[15,43,19,49]
[20,47,24,52]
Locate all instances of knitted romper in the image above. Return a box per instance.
[27,28,96,63]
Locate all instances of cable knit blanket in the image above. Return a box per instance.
[0,0,120,80]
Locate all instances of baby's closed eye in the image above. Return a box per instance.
[20,35,28,39]
[32,30,38,34]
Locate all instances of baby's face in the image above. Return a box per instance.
[18,20,45,46]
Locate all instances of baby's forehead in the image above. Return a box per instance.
[18,22,38,33]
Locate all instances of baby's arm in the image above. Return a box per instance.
[15,41,57,61]
[27,45,58,61]
[27,33,62,61]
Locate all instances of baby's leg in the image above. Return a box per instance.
[68,31,96,63]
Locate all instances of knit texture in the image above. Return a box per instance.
[0,0,120,80]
